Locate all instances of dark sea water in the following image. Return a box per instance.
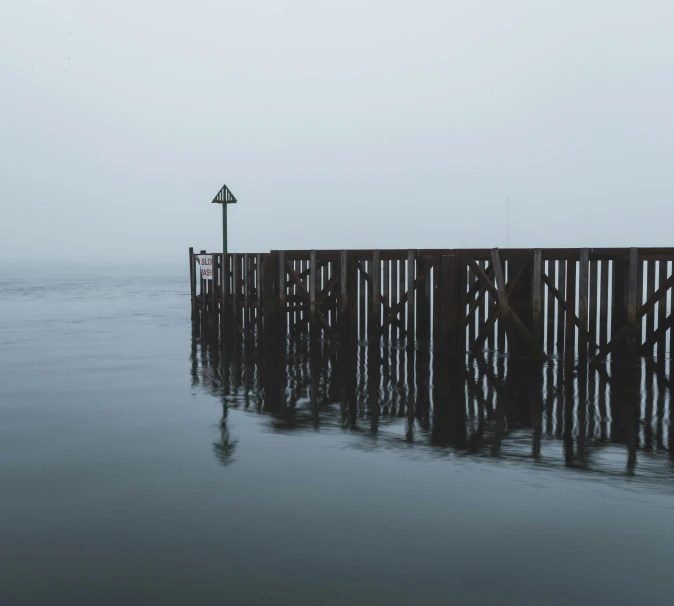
[1,270,674,606]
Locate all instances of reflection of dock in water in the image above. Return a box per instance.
[191,323,673,481]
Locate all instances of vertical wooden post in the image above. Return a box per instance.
[310,250,318,338]
[382,257,390,343]
[627,247,639,351]
[496,255,506,352]
[439,254,463,354]
[508,256,533,356]
[340,250,348,342]
[407,249,415,348]
[262,253,278,349]
[589,257,598,349]
[468,264,476,348]
[348,252,359,343]
[599,260,609,348]
[391,259,398,342]
[432,256,440,338]
[370,250,380,342]
[546,260,556,354]
[645,260,656,347]
[278,251,287,338]
[221,253,229,331]
[556,260,566,354]
[564,256,576,360]
[399,258,406,336]
[477,259,486,346]
[189,247,196,321]
[657,260,668,361]
[532,249,543,351]
[200,249,207,318]
[255,254,263,328]
[243,253,250,330]
[212,253,218,324]
[578,248,589,362]
[359,257,366,338]
[416,256,430,341]
[232,253,240,329]
[612,254,628,340]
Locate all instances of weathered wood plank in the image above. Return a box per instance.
[557,260,566,354]
[347,252,358,343]
[645,260,656,346]
[407,250,415,347]
[201,249,208,318]
[391,257,398,342]
[599,260,609,347]
[564,257,576,360]
[578,249,589,361]
[532,249,543,349]
[416,256,431,340]
[382,258,390,342]
[359,257,366,338]
[189,247,196,321]
[278,251,287,336]
[243,253,250,328]
[657,260,668,360]
[439,254,463,353]
[627,247,639,350]
[256,254,263,327]
[588,259,598,348]
[546,260,556,354]
[399,258,406,336]
[310,250,318,336]
[370,250,381,342]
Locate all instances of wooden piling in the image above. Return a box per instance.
[599,260,609,347]
[564,256,576,360]
[657,260,668,360]
[589,258,598,348]
[359,257,366,339]
[256,254,263,329]
[532,249,543,350]
[439,254,463,354]
[310,250,318,338]
[243,254,250,330]
[200,249,207,319]
[416,257,431,341]
[382,258,390,342]
[578,249,589,362]
[232,253,240,329]
[399,258,406,336]
[340,250,348,342]
[407,250,415,348]
[391,259,398,342]
[645,260,655,346]
[546,260,556,354]
[262,254,278,347]
[348,252,359,343]
[627,247,639,351]
[370,250,381,342]
[556,260,566,354]
[278,251,287,337]
[189,247,196,321]
[221,253,229,331]
[212,253,218,324]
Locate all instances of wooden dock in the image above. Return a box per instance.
[189,247,674,365]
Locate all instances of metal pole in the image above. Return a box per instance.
[223,203,228,255]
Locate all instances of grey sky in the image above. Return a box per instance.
[1,0,673,266]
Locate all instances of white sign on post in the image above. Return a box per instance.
[196,255,213,280]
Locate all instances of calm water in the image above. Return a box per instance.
[1,271,674,606]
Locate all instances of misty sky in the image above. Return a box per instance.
[1,0,673,267]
